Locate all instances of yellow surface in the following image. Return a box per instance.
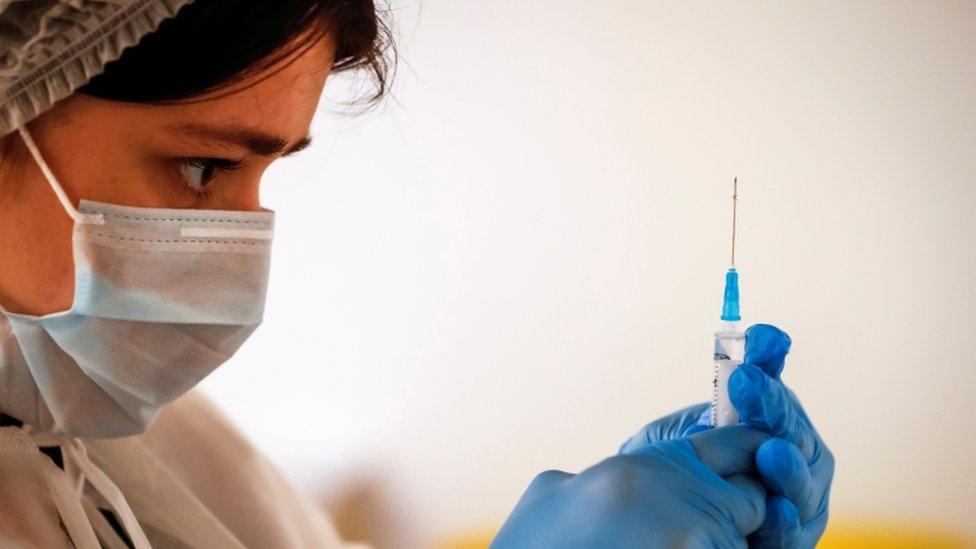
[819,520,975,549]
[436,521,976,549]
[434,531,492,549]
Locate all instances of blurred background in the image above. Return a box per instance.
[198,1,976,547]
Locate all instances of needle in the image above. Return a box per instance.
[731,177,738,268]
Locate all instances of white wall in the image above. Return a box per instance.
[200,1,976,546]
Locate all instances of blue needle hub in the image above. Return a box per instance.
[720,268,741,321]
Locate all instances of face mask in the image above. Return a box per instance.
[0,126,274,438]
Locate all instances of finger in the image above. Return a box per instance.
[729,364,816,459]
[685,425,769,477]
[744,324,792,379]
[619,403,709,455]
[681,407,712,436]
[694,406,712,430]
[724,473,767,535]
[526,469,573,494]
[750,496,803,548]
[757,438,815,523]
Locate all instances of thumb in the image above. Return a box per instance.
[685,425,770,477]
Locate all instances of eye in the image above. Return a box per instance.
[177,157,244,192]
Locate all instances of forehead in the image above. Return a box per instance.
[149,34,336,135]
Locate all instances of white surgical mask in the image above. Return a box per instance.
[0,126,274,438]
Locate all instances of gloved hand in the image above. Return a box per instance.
[491,424,771,548]
[729,324,834,548]
[616,324,833,548]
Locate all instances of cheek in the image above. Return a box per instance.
[38,134,189,209]
[69,152,215,209]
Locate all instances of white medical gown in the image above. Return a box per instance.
[0,391,363,548]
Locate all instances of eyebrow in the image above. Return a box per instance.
[168,123,313,157]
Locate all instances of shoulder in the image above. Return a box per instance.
[132,391,354,547]
[134,389,271,493]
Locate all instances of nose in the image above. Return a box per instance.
[208,178,262,212]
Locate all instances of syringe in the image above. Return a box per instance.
[711,178,745,427]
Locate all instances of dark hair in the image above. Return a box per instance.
[79,0,393,108]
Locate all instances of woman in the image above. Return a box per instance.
[0,1,831,547]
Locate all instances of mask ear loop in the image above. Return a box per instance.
[17,126,105,225]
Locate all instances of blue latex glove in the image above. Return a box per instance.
[616,324,833,547]
[492,423,770,548]
[729,324,834,548]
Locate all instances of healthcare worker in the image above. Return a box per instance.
[0,1,832,547]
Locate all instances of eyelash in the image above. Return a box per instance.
[177,157,245,195]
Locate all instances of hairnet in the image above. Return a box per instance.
[0,0,194,136]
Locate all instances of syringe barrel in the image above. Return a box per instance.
[712,324,745,427]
